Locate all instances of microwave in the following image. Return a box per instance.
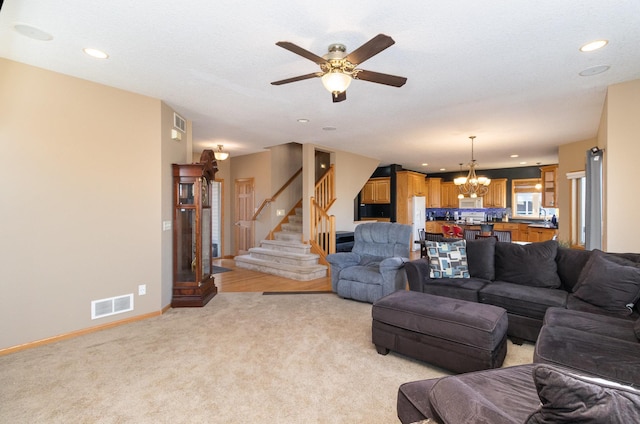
[459,197,483,209]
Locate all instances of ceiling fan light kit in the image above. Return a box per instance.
[271,34,407,102]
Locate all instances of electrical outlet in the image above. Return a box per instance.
[138,284,146,296]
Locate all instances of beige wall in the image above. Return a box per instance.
[0,59,186,350]
[602,79,640,252]
[557,138,595,244]
[302,144,380,237]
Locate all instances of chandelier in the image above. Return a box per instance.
[453,136,491,198]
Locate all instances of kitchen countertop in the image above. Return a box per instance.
[429,219,557,229]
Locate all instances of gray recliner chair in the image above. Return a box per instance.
[326,222,412,303]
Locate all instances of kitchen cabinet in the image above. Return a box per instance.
[528,227,558,242]
[492,222,520,241]
[426,178,442,208]
[540,165,558,208]
[425,221,441,234]
[440,182,459,208]
[396,171,426,224]
[361,177,391,204]
[483,178,507,208]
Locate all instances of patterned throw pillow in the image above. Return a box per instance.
[426,240,469,279]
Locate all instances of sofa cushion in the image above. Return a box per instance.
[425,240,469,278]
[427,364,540,424]
[479,281,567,320]
[534,325,640,386]
[555,247,591,291]
[525,364,640,424]
[572,250,640,317]
[421,277,489,302]
[466,236,496,280]
[543,307,639,343]
[495,240,561,288]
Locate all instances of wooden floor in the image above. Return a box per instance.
[212,249,422,293]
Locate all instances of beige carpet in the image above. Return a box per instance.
[1,293,534,423]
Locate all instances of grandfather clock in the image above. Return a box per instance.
[171,150,218,307]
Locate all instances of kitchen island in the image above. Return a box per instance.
[425,220,557,243]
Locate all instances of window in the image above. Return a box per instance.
[567,171,586,248]
[511,179,543,218]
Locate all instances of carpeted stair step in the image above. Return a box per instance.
[247,247,320,267]
[281,222,302,232]
[234,255,327,281]
[259,239,311,254]
[274,231,302,242]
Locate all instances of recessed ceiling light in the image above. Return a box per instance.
[14,24,53,41]
[439,168,446,171]
[580,40,608,52]
[510,154,519,158]
[83,48,109,59]
[520,161,527,165]
[297,118,309,123]
[421,163,428,167]
[579,65,610,76]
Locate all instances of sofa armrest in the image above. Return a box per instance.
[326,252,361,292]
[405,258,431,293]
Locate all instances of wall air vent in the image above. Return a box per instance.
[173,112,186,133]
[91,294,134,320]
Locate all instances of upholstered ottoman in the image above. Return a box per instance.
[372,290,508,373]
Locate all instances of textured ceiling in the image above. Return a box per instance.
[1,0,639,172]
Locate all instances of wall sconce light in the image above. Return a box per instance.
[214,144,229,161]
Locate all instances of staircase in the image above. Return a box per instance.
[234,208,328,281]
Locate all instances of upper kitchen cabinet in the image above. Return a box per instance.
[426,178,442,208]
[361,177,391,204]
[483,178,507,208]
[396,170,426,198]
[540,165,558,208]
[440,181,459,208]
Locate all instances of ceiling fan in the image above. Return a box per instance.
[271,33,407,103]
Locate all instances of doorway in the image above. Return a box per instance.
[211,179,223,258]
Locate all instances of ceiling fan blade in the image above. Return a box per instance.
[275,41,329,65]
[332,91,347,103]
[355,69,407,87]
[345,34,395,65]
[271,72,322,85]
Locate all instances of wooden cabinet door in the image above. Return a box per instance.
[361,181,375,203]
[374,179,391,203]
[440,182,458,208]
[540,165,558,208]
[410,173,426,196]
[484,179,506,207]
[361,178,390,204]
[426,178,441,207]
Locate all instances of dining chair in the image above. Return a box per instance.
[493,230,512,243]
[463,229,480,241]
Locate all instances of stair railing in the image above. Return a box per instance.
[309,165,337,262]
[310,196,335,262]
[314,164,335,212]
[252,167,302,221]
